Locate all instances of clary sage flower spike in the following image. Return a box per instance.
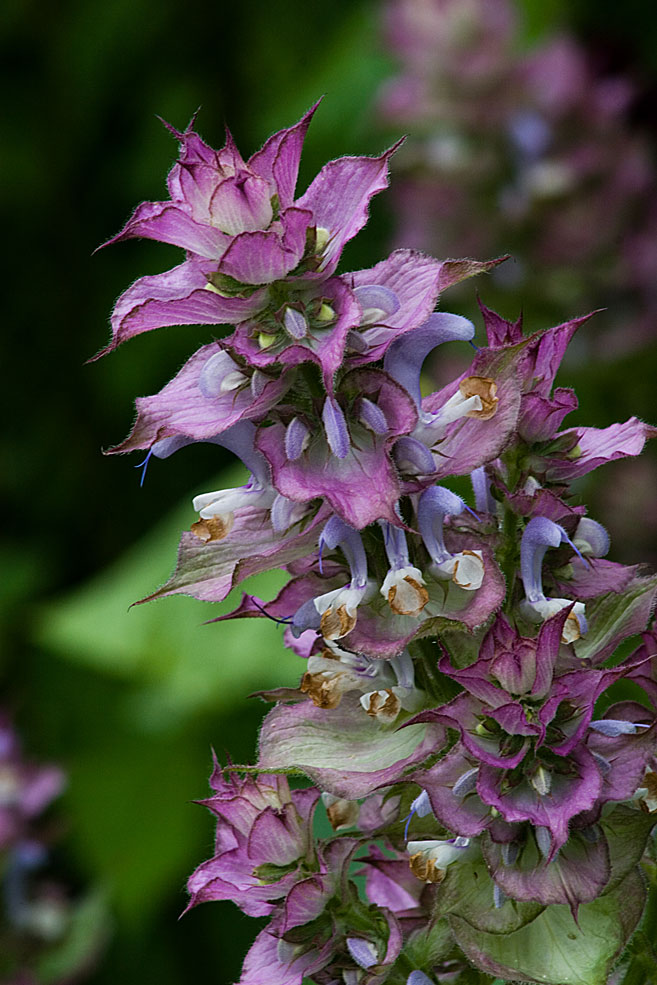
[101,102,657,985]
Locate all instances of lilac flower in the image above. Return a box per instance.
[0,715,106,982]
[379,521,429,618]
[300,643,423,723]
[406,836,471,884]
[303,516,372,641]
[101,98,657,985]
[417,486,484,589]
[384,312,476,417]
[218,486,504,661]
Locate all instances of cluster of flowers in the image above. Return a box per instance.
[102,105,657,984]
[0,713,102,983]
[378,0,657,354]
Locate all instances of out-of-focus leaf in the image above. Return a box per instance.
[34,467,305,728]
[64,726,208,926]
[254,4,393,157]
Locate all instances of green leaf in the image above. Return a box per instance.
[64,726,208,926]
[403,916,453,969]
[573,575,657,663]
[601,804,657,892]
[437,848,544,935]
[450,870,646,984]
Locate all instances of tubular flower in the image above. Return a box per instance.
[379,521,429,617]
[304,516,372,640]
[519,516,587,642]
[300,643,423,723]
[417,485,484,589]
[407,837,471,883]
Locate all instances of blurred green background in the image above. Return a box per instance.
[2,0,657,981]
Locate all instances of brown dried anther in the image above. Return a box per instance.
[322,793,360,831]
[409,853,447,884]
[320,604,357,640]
[300,670,350,709]
[460,376,498,420]
[361,689,401,724]
[190,514,235,542]
[387,576,429,616]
